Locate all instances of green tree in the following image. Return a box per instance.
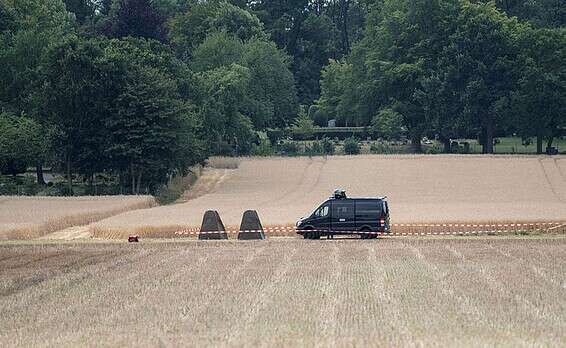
[292,106,315,137]
[168,1,265,59]
[494,0,565,28]
[0,112,48,177]
[0,0,72,183]
[240,38,298,128]
[512,26,566,153]
[197,63,255,155]
[103,37,205,193]
[190,31,244,72]
[317,60,348,125]
[40,35,113,194]
[249,1,368,105]
[372,108,404,140]
[63,0,95,23]
[107,0,167,42]
[191,32,298,129]
[445,1,519,153]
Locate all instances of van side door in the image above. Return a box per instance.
[355,200,382,231]
[331,200,355,232]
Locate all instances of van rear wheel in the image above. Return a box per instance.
[360,228,372,240]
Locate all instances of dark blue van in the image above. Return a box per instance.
[296,190,390,240]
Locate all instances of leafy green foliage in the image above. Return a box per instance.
[106,0,167,41]
[292,106,315,136]
[318,0,564,154]
[343,137,361,155]
[2,0,565,197]
[511,26,566,152]
[0,112,46,175]
[251,138,275,156]
[321,137,336,155]
[168,1,265,59]
[191,31,244,72]
[240,39,298,128]
[372,108,404,140]
[317,60,355,126]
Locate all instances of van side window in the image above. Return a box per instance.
[315,205,329,217]
[356,200,382,219]
[332,201,354,220]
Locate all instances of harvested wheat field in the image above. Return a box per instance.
[92,155,566,238]
[1,238,565,346]
[0,196,155,240]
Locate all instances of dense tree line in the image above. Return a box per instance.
[316,0,565,153]
[1,0,565,195]
[0,0,298,193]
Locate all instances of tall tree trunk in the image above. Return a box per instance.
[341,0,351,53]
[546,136,554,153]
[411,133,422,153]
[536,134,543,154]
[36,163,46,185]
[88,173,94,195]
[136,171,142,195]
[66,153,73,195]
[441,137,451,153]
[483,122,494,154]
[130,162,136,195]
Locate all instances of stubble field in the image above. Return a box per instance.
[92,155,566,238]
[1,238,565,347]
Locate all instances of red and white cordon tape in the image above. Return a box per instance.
[174,222,565,237]
[175,226,296,235]
[391,222,562,228]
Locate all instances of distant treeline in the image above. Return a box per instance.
[0,0,564,194]
[314,0,565,153]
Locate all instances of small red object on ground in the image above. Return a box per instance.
[128,236,140,243]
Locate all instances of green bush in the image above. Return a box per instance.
[278,141,300,156]
[321,137,335,155]
[155,169,201,205]
[305,141,323,156]
[155,185,182,205]
[344,137,361,155]
[0,175,39,195]
[251,138,275,156]
[369,142,392,154]
[423,146,442,154]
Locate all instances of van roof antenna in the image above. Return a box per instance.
[333,189,347,199]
